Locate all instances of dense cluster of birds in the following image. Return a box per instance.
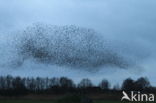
[15,23,129,69]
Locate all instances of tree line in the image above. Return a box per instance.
[0,75,155,96]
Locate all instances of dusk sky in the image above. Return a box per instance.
[0,0,156,86]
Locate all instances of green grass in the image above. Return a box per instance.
[0,100,55,103]
[0,100,156,103]
[95,101,156,103]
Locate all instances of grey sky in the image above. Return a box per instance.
[0,0,156,86]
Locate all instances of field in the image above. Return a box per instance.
[0,100,53,103]
[0,100,156,103]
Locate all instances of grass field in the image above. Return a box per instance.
[0,100,156,103]
[0,100,53,103]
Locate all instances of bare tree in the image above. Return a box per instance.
[99,79,110,90]
[78,78,93,88]
[59,77,75,88]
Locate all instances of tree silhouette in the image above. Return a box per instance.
[78,79,93,88]
[59,77,75,88]
[122,78,135,91]
[134,77,150,91]
[99,79,110,90]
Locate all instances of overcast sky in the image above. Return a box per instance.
[0,0,156,86]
